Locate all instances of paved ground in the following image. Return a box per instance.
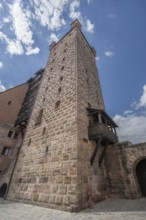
[0,198,146,220]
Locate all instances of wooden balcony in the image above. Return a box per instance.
[88,123,118,144]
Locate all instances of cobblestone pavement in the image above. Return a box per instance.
[0,198,146,220]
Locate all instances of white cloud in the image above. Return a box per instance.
[95,56,100,61]
[0,31,24,55]
[123,110,133,115]
[85,19,94,33]
[105,51,114,57]
[0,3,3,10]
[69,0,94,33]
[0,62,3,69]
[114,113,146,144]
[9,0,33,45]
[0,0,39,56]
[30,0,67,30]
[87,0,93,4]
[114,84,146,144]
[48,33,59,44]
[3,17,11,23]
[69,0,82,20]
[135,85,146,109]
[0,80,6,92]
[107,13,116,19]
[26,47,40,55]
[0,0,94,55]
[0,31,8,42]
[7,40,24,55]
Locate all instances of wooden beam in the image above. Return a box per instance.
[98,141,109,167]
[90,137,102,166]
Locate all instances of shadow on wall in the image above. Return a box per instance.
[136,159,146,197]
[0,183,7,198]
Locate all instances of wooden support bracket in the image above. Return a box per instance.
[90,137,102,166]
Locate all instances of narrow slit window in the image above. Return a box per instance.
[8,101,12,105]
[42,127,46,136]
[35,109,43,125]
[28,139,31,146]
[60,76,63,81]
[58,87,61,94]
[55,100,60,110]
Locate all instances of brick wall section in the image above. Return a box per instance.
[105,142,146,199]
[0,84,28,124]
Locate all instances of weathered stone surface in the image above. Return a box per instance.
[5,19,146,213]
[55,196,62,204]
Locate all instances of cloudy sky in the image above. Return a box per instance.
[0,0,146,144]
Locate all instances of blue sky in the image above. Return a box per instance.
[0,0,146,144]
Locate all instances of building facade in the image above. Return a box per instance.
[0,19,146,211]
[0,70,43,197]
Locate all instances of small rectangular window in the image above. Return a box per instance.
[8,131,13,138]
[2,147,11,156]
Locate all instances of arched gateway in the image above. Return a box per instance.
[0,183,7,198]
[136,159,146,196]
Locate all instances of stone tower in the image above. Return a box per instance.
[7,19,118,211]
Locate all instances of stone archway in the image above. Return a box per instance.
[0,183,7,198]
[136,159,146,197]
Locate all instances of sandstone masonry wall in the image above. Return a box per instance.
[7,27,79,212]
[105,142,146,199]
[76,29,107,209]
[7,22,113,211]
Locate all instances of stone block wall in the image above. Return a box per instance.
[7,21,113,211]
[105,142,146,199]
[76,29,107,209]
[7,27,79,212]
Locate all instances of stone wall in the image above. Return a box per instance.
[105,142,146,199]
[76,28,107,209]
[0,122,23,188]
[7,21,108,211]
[7,26,79,212]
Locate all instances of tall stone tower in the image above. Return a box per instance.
[7,19,118,211]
